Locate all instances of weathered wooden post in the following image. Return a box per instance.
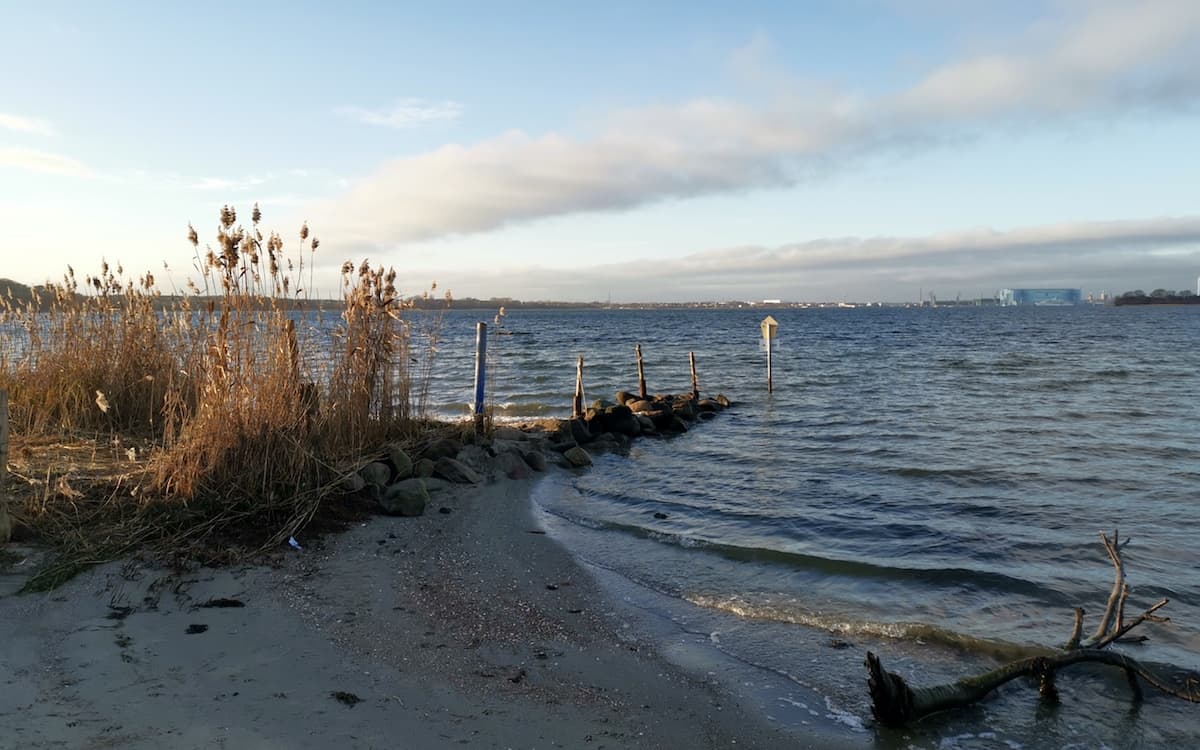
[0,390,10,543]
[573,356,585,419]
[760,316,778,393]
[689,352,699,400]
[472,322,488,433]
[635,344,647,400]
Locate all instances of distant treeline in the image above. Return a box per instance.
[1114,289,1200,306]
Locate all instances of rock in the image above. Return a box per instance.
[715,394,732,408]
[627,399,656,413]
[604,406,641,436]
[696,399,719,413]
[496,450,533,480]
[340,472,366,493]
[636,415,657,434]
[424,437,463,460]
[434,457,482,484]
[387,445,413,480]
[359,461,391,488]
[522,450,547,472]
[699,411,716,421]
[456,444,493,475]
[379,479,428,516]
[644,409,675,430]
[615,390,639,406]
[590,398,615,410]
[673,399,698,421]
[653,512,668,519]
[493,426,527,442]
[421,477,452,494]
[563,446,593,467]
[414,458,435,478]
[669,416,689,433]
[568,418,593,445]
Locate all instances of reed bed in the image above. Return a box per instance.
[0,205,449,589]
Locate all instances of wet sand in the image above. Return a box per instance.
[0,474,852,749]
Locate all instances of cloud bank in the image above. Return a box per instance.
[415,215,1200,302]
[311,1,1200,249]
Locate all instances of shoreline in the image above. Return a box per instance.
[0,469,851,749]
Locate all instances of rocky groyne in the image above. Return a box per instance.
[345,390,733,517]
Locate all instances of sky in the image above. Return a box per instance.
[2,0,1200,303]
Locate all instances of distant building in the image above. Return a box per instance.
[998,288,1082,306]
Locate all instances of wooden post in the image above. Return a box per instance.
[689,351,699,400]
[573,356,585,419]
[0,390,10,543]
[472,322,487,433]
[635,344,647,400]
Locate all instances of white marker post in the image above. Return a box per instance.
[760,316,778,393]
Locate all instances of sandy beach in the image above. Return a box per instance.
[0,469,853,749]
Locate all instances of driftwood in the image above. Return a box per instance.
[867,530,1200,726]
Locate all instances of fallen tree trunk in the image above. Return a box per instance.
[866,530,1200,726]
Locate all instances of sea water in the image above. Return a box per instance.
[429,305,1200,748]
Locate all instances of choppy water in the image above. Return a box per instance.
[428,305,1200,747]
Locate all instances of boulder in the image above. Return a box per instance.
[341,472,366,494]
[434,457,482,484]
[615,390,639,406]
[699,411,716,421]
[636,415,657,434]
[496,450,533,480]
[424,437,463,460]
[522,450,547,472]
[387,445,414,480]
[456,444,493,475]
[568,418,594,445]
[669,416,690,433]
[696,399,719,413]
[715,394,732,408]
[359,461,391,488]
[605,410,641,436]
[379,479,428,516]
[563,446,593,467]
[673,399,698,421]
[414,458,435,478]
[627,399,656,413]
[590,398,615,410]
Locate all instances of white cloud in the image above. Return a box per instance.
[0,112,55,136]
[0,147,92,177]
[311,2,1200,249]
[335,98,463,129]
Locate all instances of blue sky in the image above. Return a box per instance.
[2,0,1200,302]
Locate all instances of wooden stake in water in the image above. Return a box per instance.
[635,344,647,400]
[760,316,779,393]
[689,351,699,400]
[472,322,488,433]
[0,390,10,543]
[573,356,585,419]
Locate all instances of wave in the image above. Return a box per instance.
[542,507,1045,597]
[686,593,1047,663]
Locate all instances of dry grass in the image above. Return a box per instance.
[0,205,448,589]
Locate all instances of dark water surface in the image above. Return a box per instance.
[431,305,1200,748]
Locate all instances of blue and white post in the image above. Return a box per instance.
[472,321,488,433]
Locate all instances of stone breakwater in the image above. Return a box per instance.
[345,390,733,518]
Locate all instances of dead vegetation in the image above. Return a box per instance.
[0,205,449,590]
